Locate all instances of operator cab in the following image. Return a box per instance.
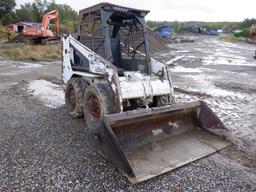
[74,3,151,75]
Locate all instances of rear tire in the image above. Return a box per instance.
[65,78,87,118]
[83,84,120,133]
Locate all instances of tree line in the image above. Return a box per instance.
[1,0,255,34]
[0,0,78,32]
[147,19,256,33]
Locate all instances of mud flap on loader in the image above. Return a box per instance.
[99,101,230,183]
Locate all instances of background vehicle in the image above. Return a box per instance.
[62,3,230,183]
[23,10,60,44]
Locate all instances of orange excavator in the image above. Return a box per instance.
[23,10,60,44]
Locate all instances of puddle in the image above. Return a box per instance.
[0,60,43,68]
[170,66,202,73]
[203,56,255,67]
[166,56,185,64]
[17,63,43,68]
[184,74,246,99]
[27,79,64,108]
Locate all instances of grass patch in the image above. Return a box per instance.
[219,34,246,43]
[0,31,16,43]
[0,33,8,43]
[1,44,61,61]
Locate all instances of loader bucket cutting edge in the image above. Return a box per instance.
[100,101,230,183]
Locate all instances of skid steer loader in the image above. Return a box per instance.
[62,3,230,183]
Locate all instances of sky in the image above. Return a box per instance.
[16,0,256,22]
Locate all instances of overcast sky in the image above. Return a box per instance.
[16,0,256,22]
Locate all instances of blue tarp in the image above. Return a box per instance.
[154,26,172,38]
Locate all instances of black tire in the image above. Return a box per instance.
[83,84,120,133]
[65,78,87,118]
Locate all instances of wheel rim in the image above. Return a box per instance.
[67,85,76,110]
[87,95,101,122]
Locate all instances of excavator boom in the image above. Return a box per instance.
[41,10,59,33]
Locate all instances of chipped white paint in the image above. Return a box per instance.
[69,36,114,76]
[62,36,73,83]
[119,72,172,99]
[64,36,118,92]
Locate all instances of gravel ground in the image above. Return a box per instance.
[0,37,256,191]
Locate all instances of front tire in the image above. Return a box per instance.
[83,84,120,133]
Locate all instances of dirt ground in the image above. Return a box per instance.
[158,36,256,155]
[0,36,255,191]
